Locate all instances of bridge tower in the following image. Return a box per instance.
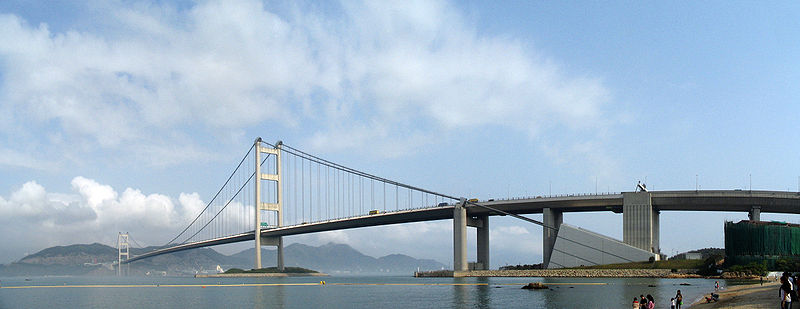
[117,232,129,276]
[254,138,284,271]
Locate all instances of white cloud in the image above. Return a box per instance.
[0,177,208,262]
[491,224,541,255]
[0,0,616,169]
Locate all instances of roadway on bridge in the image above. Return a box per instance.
[125,190,800,263]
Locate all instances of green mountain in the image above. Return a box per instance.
[0,242,445,276]
[19,243,117,265]
[1,243,118,276]
[230,243,446,274]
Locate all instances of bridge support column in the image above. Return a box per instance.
[473,215,490,271]
[749,206,761,221]
[542,208,562,269]
[277,237,284,270]
[453,200,468,272]
[623,192,660,254]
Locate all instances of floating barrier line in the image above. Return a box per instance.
[0,283,320,289]
[0,282,606,289]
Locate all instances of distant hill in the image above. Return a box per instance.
[19,243,117,265]
[230,243,446,274]
[1,243,119,276]
[668,248,725,260]
[0,242,445,276]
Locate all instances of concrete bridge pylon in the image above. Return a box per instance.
[453,199,491,272]
[254,138,284,271]
[542,208,563,268]
[622,192,660,255]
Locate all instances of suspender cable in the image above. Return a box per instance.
[164,144,256,246]
[181,153,269,244]
[276,143,458,201]
[302,158,305,223]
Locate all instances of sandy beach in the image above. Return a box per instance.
[689,281,781,308]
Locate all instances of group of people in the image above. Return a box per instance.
[703,281,720,303]
[780,272,798,309]
[631,290,683,309]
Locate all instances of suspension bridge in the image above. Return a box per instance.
[117,137,800,275]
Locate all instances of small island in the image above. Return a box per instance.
[195,267,328,278]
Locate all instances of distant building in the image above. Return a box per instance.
[684,253,702,260]
[725,220,800,268]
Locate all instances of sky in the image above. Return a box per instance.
[1,0,799,267]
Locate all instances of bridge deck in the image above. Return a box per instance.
[124,190,800,263]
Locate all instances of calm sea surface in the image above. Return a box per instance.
[0,275,746,308]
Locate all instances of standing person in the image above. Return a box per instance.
[675,290,683,309]
[632,297,640,309]
[670,297,675,309]
[640,295,647,309]
[781,275,793,309]
[646,294,655,309]
[715,280,719,291]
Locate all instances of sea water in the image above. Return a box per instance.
[0,275,742,308]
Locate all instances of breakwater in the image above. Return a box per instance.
[195,272,329,278]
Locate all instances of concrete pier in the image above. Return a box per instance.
[622,192,660,254]
[474,215,489,270]
[453,201,468,272]
[749,206,761,221]
[453,201,490,271]
[542,208,563,268]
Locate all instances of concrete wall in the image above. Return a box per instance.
[548,224,655,268]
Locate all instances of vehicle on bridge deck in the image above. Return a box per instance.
[468,198,479,203]
[369,210,382,215]
[437,202,449,207]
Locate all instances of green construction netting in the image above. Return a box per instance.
[725,221,800,258]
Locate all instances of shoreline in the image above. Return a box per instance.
[687,280,778,308]
[416,269,708,278]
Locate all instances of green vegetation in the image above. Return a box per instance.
[727,261,767,276]
[500,264,543,270]
[774,258,800,273]
[23,243,117,260]
[568,259,705,270]
[696,254,725,276]
[668,248,725,260]
[224,267,318,274]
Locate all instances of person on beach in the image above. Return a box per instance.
[670,297,675,309]
[632,297,639,309]
[675,290,683,309]
[646,294,655,309]
[714,280,719,291]
[640,295,647,309]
